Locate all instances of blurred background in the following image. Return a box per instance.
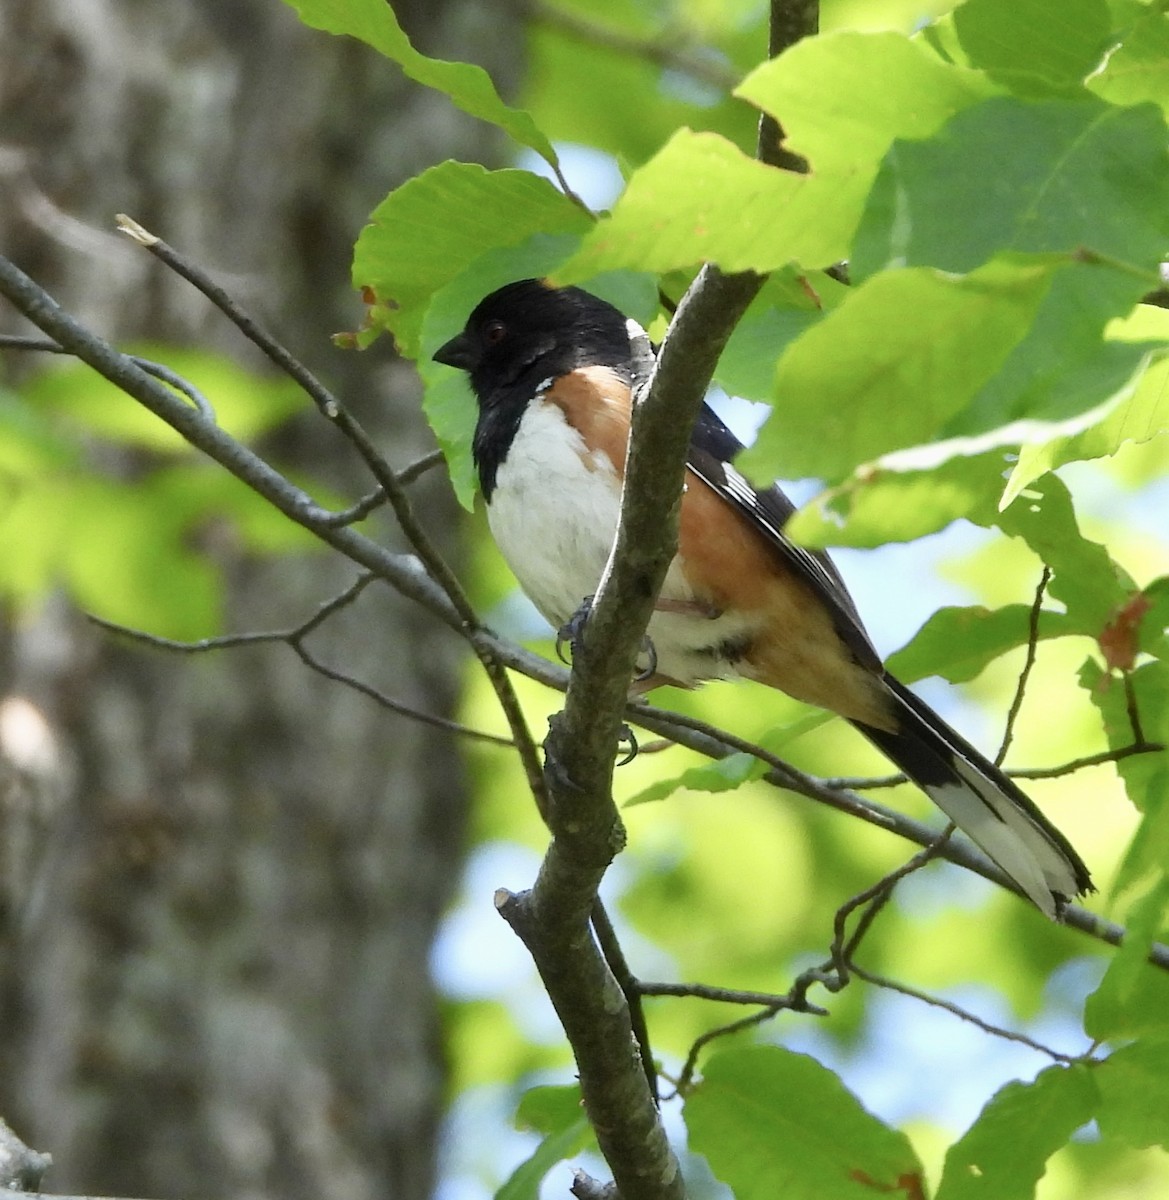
[0,1,1162,1198]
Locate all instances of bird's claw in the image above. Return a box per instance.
[616,724,639,766]
[555,595,594,665]
[634,634,657,682]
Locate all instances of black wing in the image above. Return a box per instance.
[686,402,883,675]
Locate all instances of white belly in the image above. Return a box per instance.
[487,401,759,687]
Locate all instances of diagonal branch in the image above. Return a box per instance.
[114,216,549,810]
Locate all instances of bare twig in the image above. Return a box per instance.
[86,578,515,748]
[1124,669,1148,747]
[0,331,217,421]
[1009,742,1163,779]
[113,215,548,810]
[847,964,1079,1063]
[591,899,659,1103]
[996,566,1051,766]
[638,980,827,1008]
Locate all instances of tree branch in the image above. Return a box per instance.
[113,215,548,802]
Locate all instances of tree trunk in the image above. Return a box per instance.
[0,2,515,1197]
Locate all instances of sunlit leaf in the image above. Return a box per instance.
[353,164,591,357]
[1083,657,1169,897]
[1090,8,1169,120]
[624,751,767,807]
[855,95,1169,278]
[1096,1036,1169,1150]
[953,0,1111,86]
[63,476,222,639]
[886,604,1079,684]
[716,269,844,403]
[785,448,1014,549]
[1004,305,1169,498]
[497,1086,593,1200]
[740,256,1058,484]
[738,30,996,172]
[935,1064,1098,1200]
[990,473,1133,630]
[22,347,304,450]
[283,0,558,162]
[685,1045,923,1200]
[523,9,755,166]
[557,129,850,281]
[1085,872,1169,1041]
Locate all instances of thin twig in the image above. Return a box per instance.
[848,964,1079,1063]
[591,899,659,1103]
[1009,742,1163,779]
[0,331,217,421]
[86,578,514,748]
[638,981,824,1008]
[997,566,1051,766]
[1124,670,1147,747]
[670,1009,782,1098]
[318,450,446,527]
[114,214,548,811]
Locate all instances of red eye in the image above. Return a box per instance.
[483,319,507,344]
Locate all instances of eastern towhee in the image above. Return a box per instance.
[434,278,1092,918]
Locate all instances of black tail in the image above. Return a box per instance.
[853,675,1092,918]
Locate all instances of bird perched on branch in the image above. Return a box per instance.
[434,278,1092,918]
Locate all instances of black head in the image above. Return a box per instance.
[433,279,637,500]
[433,279,634,403]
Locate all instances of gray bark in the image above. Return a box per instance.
[0,2,516,1197]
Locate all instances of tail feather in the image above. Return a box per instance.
[853,676,1093,918]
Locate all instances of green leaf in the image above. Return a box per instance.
[497,1086,593,1200]
[353,164,591,357]
[1090,9,1169,120]
[1085,657,1169,894]
[886,604,1078,685]
[283,0,557,162]
[947,263,1157,443]
[854,95,1169,279]
[737,30,997,174]
[715,270,845,403]
[1084,872,1169,1041]
[685,1045,923,1200]
[556,129,849,281]
[989,473,1133,631]
[1005,305,1169,495]
[625,752,767,807]
[785,449,1015,549]
[953,0,1111,86]
[935,1064,1098,1200]
[1096,1036,1169,1149]
[739,256,1058,485]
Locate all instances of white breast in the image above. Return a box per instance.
[488,398,760,687]
[488,399,621,628]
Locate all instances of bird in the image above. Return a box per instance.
[433,278,1092,918]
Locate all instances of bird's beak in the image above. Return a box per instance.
[433,332,476,370]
